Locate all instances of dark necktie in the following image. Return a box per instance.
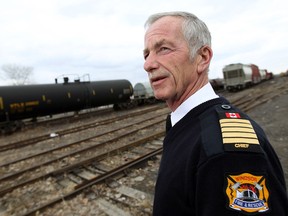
[166,114,172,134]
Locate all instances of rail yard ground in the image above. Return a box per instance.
[245,77,288,190]
[0,75,287,215]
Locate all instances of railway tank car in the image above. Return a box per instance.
[0,78,133,131]
[133,82,156,105]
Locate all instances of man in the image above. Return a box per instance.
[143,11,288,215]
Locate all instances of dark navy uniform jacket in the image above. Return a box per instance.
[153,97,288,216]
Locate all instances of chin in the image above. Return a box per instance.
[154,93,168,101]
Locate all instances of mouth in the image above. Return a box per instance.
[150,75,167,86]
[151,75,165,82]
[149,72,169,85]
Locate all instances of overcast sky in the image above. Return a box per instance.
[0,0,287,86]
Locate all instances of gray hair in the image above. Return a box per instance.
[145,11,211,60]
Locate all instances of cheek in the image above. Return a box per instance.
[171,65,186,86]
[175,67,196,92]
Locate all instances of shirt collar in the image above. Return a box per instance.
[170,82,219,126]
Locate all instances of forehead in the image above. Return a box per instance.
[144,16,184,44]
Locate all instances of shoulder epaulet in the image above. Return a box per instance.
[216,104,263,153]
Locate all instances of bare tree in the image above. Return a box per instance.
[1,64,34,85]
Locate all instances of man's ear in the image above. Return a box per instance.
[197,45,213,74]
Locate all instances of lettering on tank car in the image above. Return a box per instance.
[10,103,25,113]
[25,101,39,106]
[25,101,39,111]
[10,101,39,113]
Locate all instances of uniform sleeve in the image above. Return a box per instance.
[197,106,288,215]
[195,151,288,215]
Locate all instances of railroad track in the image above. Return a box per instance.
[0,107,169,190]
[0,104,168,215]
[23,105,114,128]
[22,140,163,215]
[0,104,166,152]
[1,135,164,215]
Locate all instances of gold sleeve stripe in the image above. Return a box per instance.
[221,122,253,128]
[221,128,255,133]
[223,138,260,144]
[220,119,251,124]
[222,132,258,139]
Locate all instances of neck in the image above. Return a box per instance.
[167,76,209,111]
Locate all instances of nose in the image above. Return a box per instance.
[144,54,159,73]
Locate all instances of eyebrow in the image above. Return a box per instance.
[143,39,167,57]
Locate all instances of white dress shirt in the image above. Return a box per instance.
[170,82,219,127]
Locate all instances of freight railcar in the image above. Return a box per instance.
[133,82,156,105]
[223,63,261,91]
[0,79,133,131]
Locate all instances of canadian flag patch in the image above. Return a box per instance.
[225,112,241,118]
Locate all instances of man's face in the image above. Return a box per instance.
[143,16,199,108]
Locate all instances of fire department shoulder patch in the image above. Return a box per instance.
[225,173,270,214]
